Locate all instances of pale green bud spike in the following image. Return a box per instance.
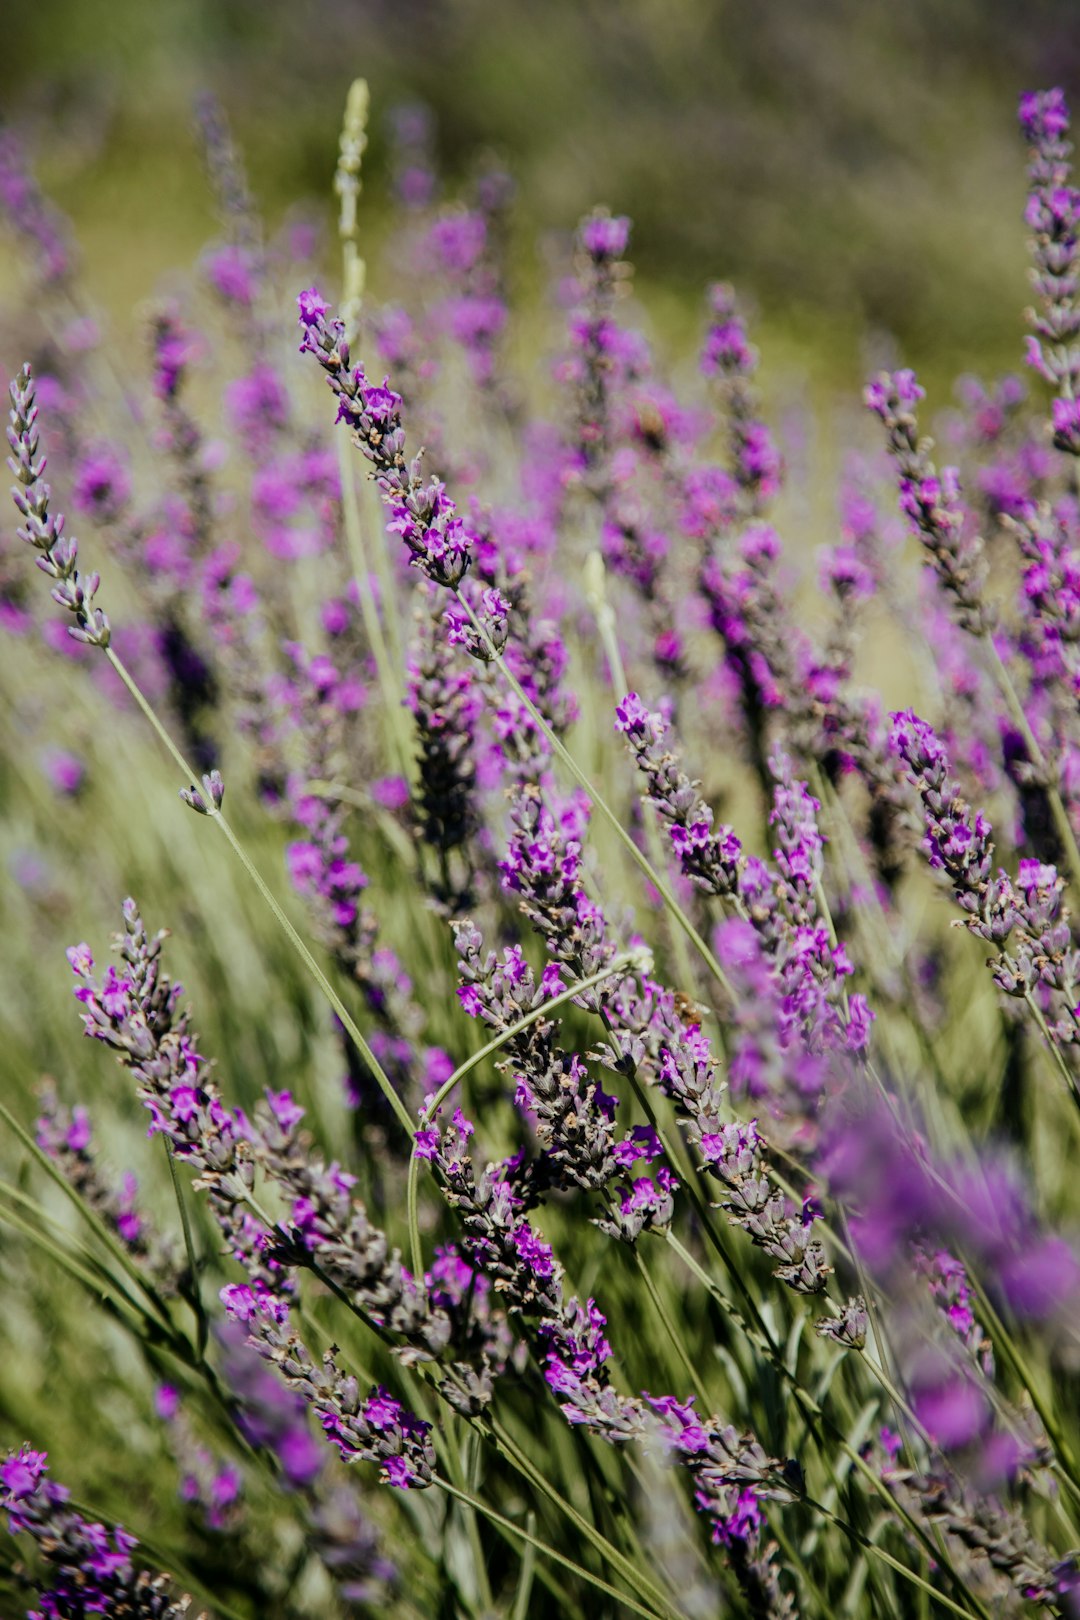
[583,548,615,631]
[335,77,370,339]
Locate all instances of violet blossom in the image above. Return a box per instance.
[1,1446,195,1618]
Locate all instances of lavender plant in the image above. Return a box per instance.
[6,73,1080,1620]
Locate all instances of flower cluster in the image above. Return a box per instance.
[407,584,483,908]
[890,711,1080,1067]
[236,1301,437,1488]
[563,209,635,486]
[700,283,782,513]
[424,202,509,392]
[617,697,869,1058]
[156,1386,243,1531]
[7,364,110,647]
[65,903,279,1298]
[1019,88,1080,445]
[866,369,989,635]
[451,919,680,1234]
[1,1447,199,1618]
[298,290,473,587]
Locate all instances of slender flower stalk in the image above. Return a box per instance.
[699,284,782,518]
[866,369,990,635]
[496,774,837,1291]
[889,709,1080,1081]
[560,211,685,681]
[406,582,483,911]
[334,78,370,337]
[281,642,411,1066]
[615,695,872,1060]
[298,292,472,587]
[8,364,111,648]
[450,917,677,1236]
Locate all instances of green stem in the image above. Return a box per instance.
[336,432,413,784]
[0,1185,261,1472]
[440,1423,495,1616]
[629,1243,710,1408]
[433,1478,671,1620]
[510,1510,538,1620]
[104,644,414,1136]
[163,1138,208,1361]
[664,1228,805,1405]
[801,1489,990,1620]
[485,1418,682,1620]
[1023,988,1080,1112]
[963,1267,1080,1498]
[0,1199,149,1328]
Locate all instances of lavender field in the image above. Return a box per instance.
[4,10,1080,1618]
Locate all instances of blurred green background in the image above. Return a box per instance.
[4,0,1080,396]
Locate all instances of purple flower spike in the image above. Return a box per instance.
[701,283,782,514]
[1,1446,194,1617]
[7,364,111,646]
[297,290,472,588]
[888,710,1018,942]
[581,212,631,261]
[1019,87,1080,439]
[867,371,988,634]
[425,1107,794,1604]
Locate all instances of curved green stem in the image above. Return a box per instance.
[163,1137,208,1360]
[433,1478,672,1620]
[1023,988,1080,1112]
[103,646,414,1137]
[629,1243,710,1407]
[485,1417,682,1620]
